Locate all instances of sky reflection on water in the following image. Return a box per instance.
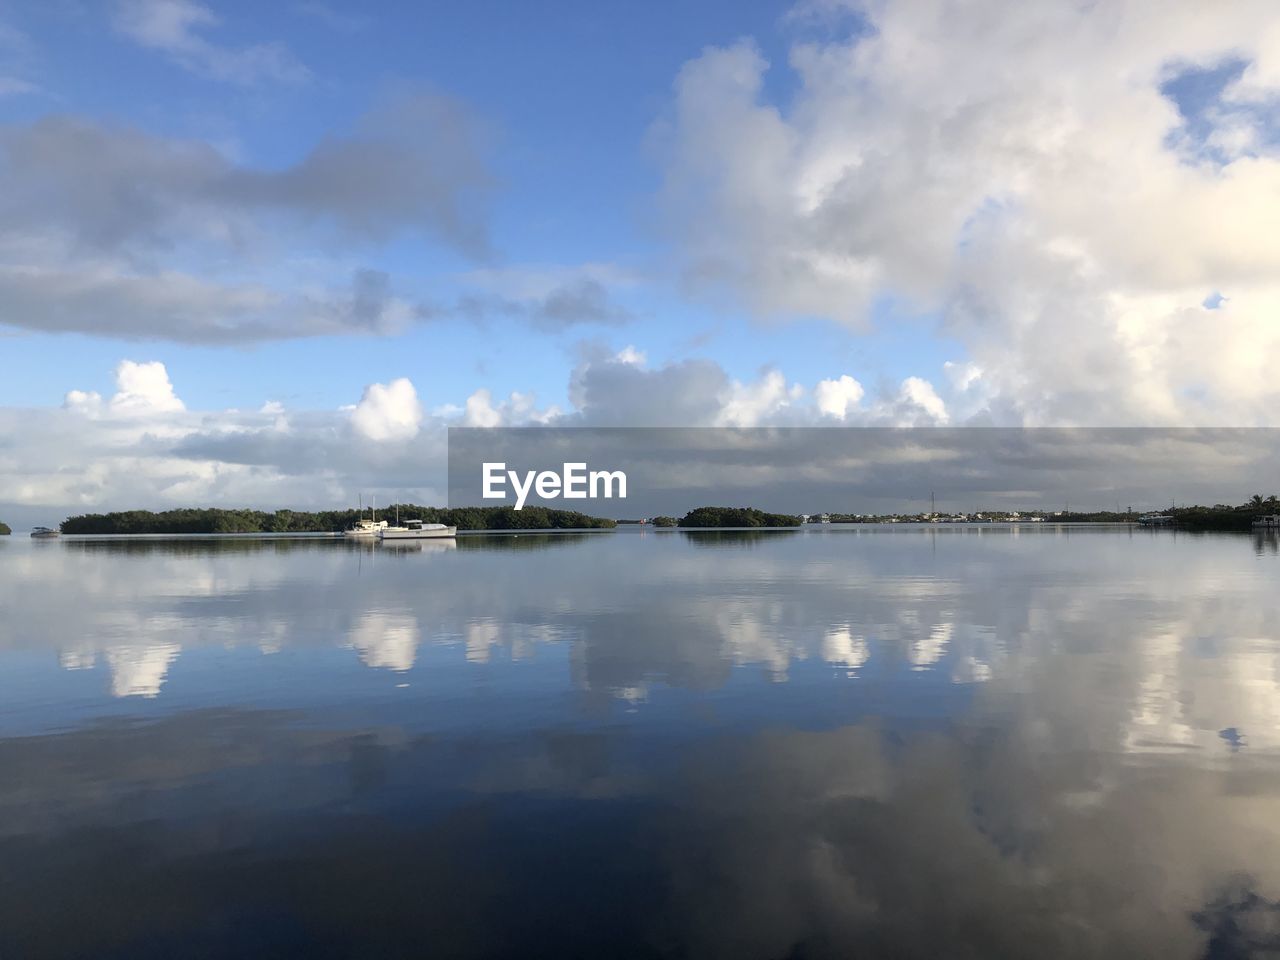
[0,527,1278,958]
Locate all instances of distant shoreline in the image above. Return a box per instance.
[11,495,1277,536]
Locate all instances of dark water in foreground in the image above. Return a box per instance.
[2,526,1279,959]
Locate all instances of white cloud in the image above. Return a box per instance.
[351,378,423,442]
[62,389,103,417]
[893,377,949,426]
[716,369,803,427]
[564,349,947,427]
[113,0,310,86]
[943,361,983,394]
[463,389,503,428]
[63,360,186,418]
[108,360,186,415]
[656,1,1280,425]
[814,374,865,420]
[462,388,559,427]
[615,345,647,366]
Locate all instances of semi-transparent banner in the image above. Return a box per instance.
[447,427,1280,516]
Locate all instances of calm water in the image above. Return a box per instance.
[2,526,1279,958]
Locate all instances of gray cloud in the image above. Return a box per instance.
[531,278,633,330]
[0,95,491,341]
[0,266,423,343]
[439,277,635,332]
[0,97,491,258]
[568,356,730,426]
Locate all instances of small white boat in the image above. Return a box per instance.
[380,519,456,540]
[1137,513,1174,526]
[1254,515,1280,528]
[30,526,60,539]
[344,496,388,539]
[344,517,388,539]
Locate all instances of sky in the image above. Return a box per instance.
[1,0,1279,523]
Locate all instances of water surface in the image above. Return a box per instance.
[2,526,1279,958]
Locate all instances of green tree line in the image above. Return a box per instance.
[678,506,802,528]
[59,505,616,534]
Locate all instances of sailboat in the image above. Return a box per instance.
[344,495,388,539]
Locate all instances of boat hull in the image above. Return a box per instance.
[380,526,457,540]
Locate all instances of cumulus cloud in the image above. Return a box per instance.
[462,389,503,428]
[4,363,454,524]
[716,369,802,427]
[814,374,865,420]
[108,360,185,415]
[565,350,950,427]
[568,354,731,426]
[17,351,1280,526]
[882,377,949,427]
[461,388,559,427]
[351,378,424,442]
[63,360,185,417]
[655,0,1280,425]
[3,354,952,523]
[113,0,310,86]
